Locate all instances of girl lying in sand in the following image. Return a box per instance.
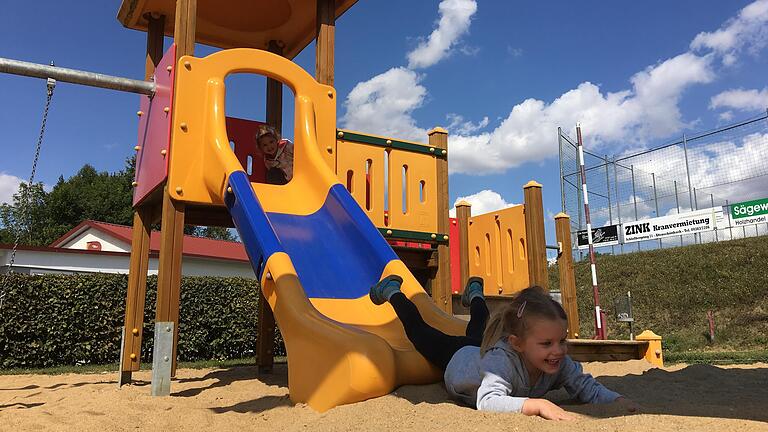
[370,278,639,420]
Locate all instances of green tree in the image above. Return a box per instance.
[1,157,239,246]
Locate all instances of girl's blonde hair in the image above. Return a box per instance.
[479,286,567,356]
[255,125,281,146]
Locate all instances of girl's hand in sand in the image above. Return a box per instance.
[615,397,640,413]
[521,398,575,421]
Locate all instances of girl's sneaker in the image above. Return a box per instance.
[369,275,404,305]
[461,276,485,307]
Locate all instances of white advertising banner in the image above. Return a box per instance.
[622,207,727,243]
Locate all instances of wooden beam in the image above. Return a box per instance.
[257,40,286,374]
[119,206,153,382]
[155,186,185,376]
[523,181,548,290]
[428,128,451,314]
[266,40,285,134]
[144,13,166,80]
[152,0,196,379]
[173,0,197,60]
[120,14,165,386]
[456,201,471,292]
[315,0,335,86]
[555,213,579,338]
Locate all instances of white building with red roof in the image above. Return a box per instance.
[0,220,254,277]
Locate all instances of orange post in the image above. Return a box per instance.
[428,127,451,314]
[555,213,579,338]
[523,181,548,290]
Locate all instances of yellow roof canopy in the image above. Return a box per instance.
[118,0,358,59]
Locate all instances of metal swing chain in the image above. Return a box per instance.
[0,76,56,310]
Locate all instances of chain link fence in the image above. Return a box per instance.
[560,111,768,258]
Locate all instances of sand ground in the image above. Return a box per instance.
[0,360,766,431]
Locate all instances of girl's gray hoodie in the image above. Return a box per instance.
[444,340,621,412]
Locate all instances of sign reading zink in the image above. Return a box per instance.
[576,225,620,249]
[730,198,768,227]
[622,207,725,243]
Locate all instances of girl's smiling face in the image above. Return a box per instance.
[508,318,568,377]
[258,135,278,156]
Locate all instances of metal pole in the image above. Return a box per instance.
[604,155,614,254]
[652,173,661,248]
[558,128,566,213]
[675,181,683,246]
[0,57,155,95]
[711,194,718,242]
[726,199,734,240]
[577,166,584,261]
[576,124,605,340]
[631,165,640,252]
[694,188,700,244]
[613,158,624,254]
[683,134,696,245]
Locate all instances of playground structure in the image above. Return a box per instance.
[0,0,663,413]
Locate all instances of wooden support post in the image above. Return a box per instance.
[155,187,185,378]
[266,40,285,133]
[256,40,286,374]
[144,13,166,80]
[150,0,195,388]
[119,206,154,385]
[429,128,451,314]
[315,0,335,86]
[523,181,548,290]
[119,12,165,387]
[173,0,197,60]
[555,213,579,338]
[456,201,471,292]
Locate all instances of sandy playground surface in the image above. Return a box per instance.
[0,360,766,432]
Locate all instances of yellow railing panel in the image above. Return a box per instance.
[468,205,529,295]
[335,140,386,227]
[387,149,438,233]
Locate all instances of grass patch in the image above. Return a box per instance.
[550,235,768,354]
[664,350,768,365]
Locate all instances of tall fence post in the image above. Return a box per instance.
[576,125,605,339]
[613,158,624,254]
[694,187,700,244]
[652,172,661,248]
[725,199,734,240]
[555,213,579,339]
[558,128,566,213]
[711,193,718,242]
[604,155,614,254]
[674,180,683,246]
[631,165,640,252]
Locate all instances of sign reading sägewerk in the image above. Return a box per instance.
[730,198,768,227]
[576,225,620,249]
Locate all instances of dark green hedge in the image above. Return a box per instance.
[0,274,284,369]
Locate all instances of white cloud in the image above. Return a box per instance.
[719,111,735,121]
[407,0,478,69]
[341,67,428,141]
[449,52,714,174]
[0,173,22,205]
[449,189,517,217]
[710,87,768,112]
[446,113,489,135]
[690,0,768,65]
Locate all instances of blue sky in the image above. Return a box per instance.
[1,1,767,248]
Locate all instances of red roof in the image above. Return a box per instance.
[50,220,248,262]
